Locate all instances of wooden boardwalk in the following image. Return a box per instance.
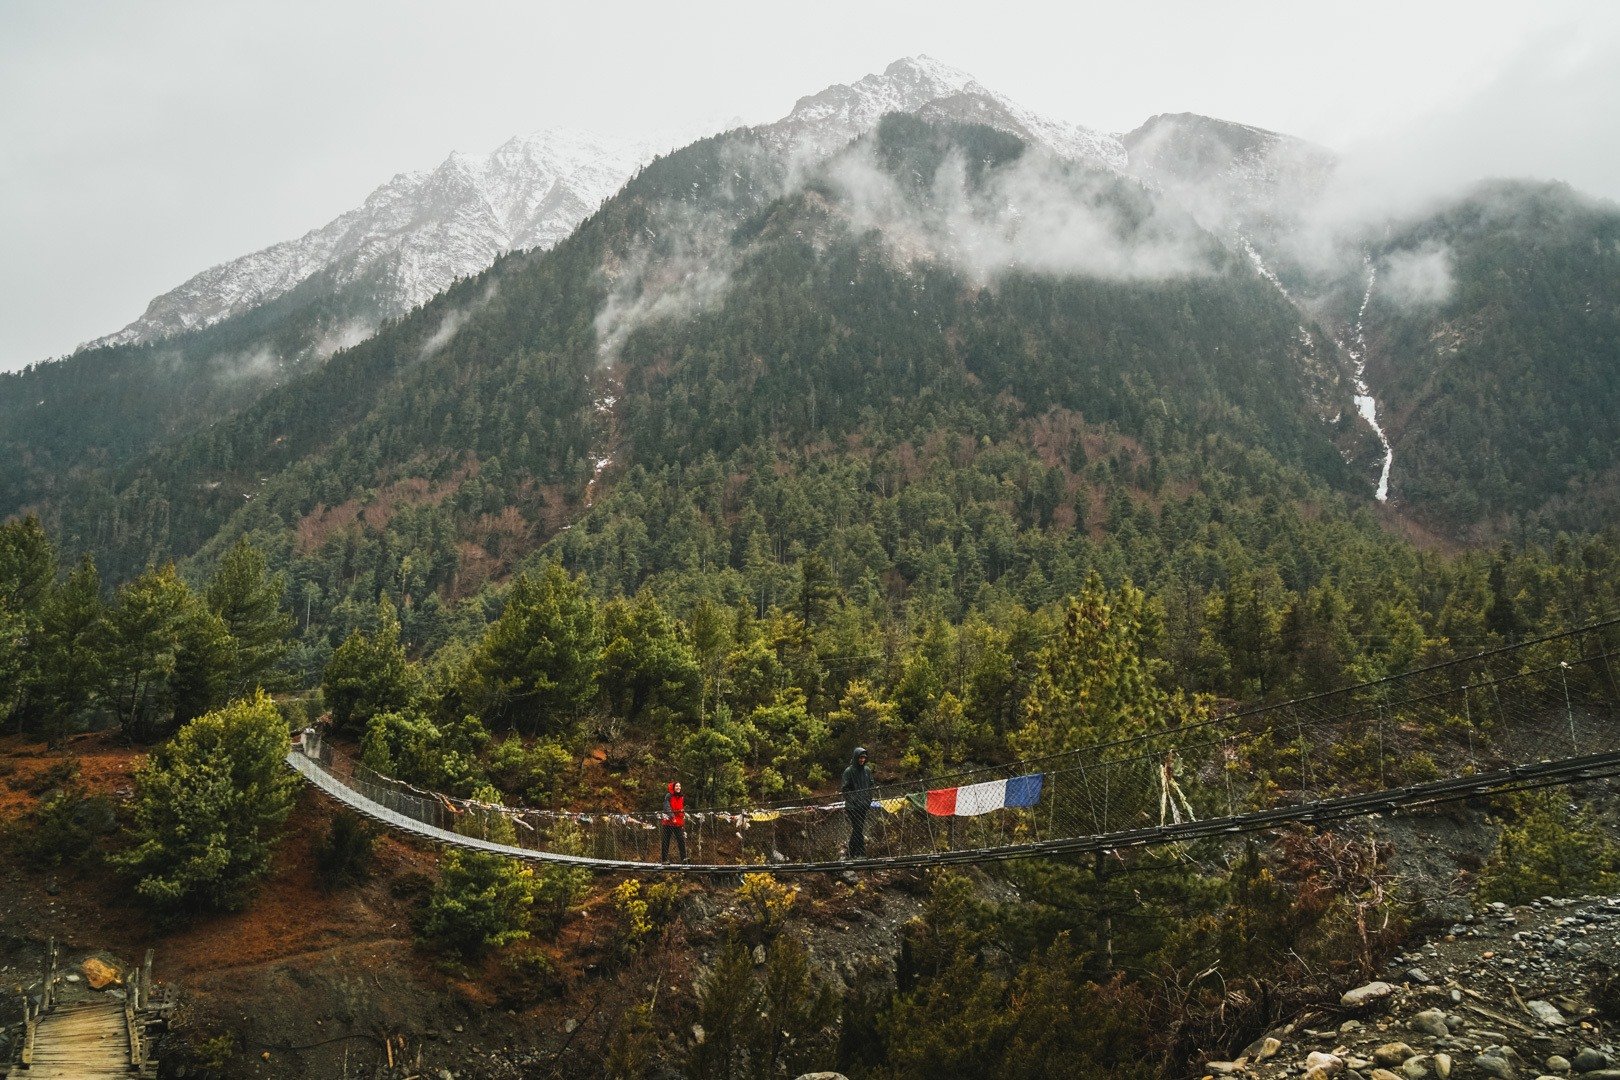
[21,999,135,1078]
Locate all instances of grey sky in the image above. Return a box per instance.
[2,0,1617,371]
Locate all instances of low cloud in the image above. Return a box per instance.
[590,134,1221,364]
[420,309,467,358]
[829,145,1215,285]
[310,319,376,361]
[211,344,279,386]
[1380,243,1454,308]
[593,139,785,364]
[418,283,497,359]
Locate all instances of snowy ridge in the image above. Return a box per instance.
[80,57,1328,356]
[763,55,1127,169]
[88,129,655,349]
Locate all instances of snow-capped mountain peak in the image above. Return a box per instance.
[87,128,654,350]
[766,54,1126,169]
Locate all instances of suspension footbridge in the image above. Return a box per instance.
[287,621,1620,875]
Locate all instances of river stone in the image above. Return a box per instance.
[1370,1072,1403,1080]
[1411,1009,1449,1037]
[793,1074,850,1080]
[1574,1073,1620,1080]
[1244,1036,1283,1062]
[1573,1051,1614,1073]
[1343,982,1398,1008]
[1545,1057,1571,1074]
[1403,1057,1431,1079]
[1206,1063,1243,1076]
[1375,1045,1418,1068]
[1474,1055,1517,1080]
[1526,1001,1567,1027]
[1308,1051,1346,1074]
[1434,1053,1452,1079]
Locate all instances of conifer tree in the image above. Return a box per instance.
[1014,571,1204,757]
[98,564,232,737]
[115,691,297,914]
[468,562,599,732]
[205,536,296,696]
[322,597,428,736]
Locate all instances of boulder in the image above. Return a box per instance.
[1434,1053,1452,1079]
[1573,1051,1614,1073]
[1343,982,1399,1009]
[1244,1036,1281,1062]
[1525,1001,1567,1027]
[1375,1044,1418,1068]
[1545,1057,1571,1074]
[1411,1009,1449,1038]
[1474,1054,1516,1080]
[1370,1071,1404,1080]
[1307,1052,1345,1074]
[81,958,120,990]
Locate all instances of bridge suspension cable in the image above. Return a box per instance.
[287,620,1620,874]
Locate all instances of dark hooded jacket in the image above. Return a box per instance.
[841,748,874,810]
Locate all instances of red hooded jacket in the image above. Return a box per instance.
[663,783,685,828]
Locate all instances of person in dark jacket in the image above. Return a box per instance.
[841,747,875,858]
[661,781,687,863]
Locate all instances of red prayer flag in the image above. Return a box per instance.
[925,787,958,816]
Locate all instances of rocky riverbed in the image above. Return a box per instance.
[1204,895,1620,1080]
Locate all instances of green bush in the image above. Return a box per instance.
[12,779,115,868]
[486,734,574,804]
[113,691,297,915]
[684,935,837,1080]
[313,809,375,889]
[420,850,539,959]
[1479,790,1620,904]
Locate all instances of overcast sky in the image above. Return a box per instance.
[2,0,1617,371]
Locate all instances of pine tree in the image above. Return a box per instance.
[97,564,232,738]
[468,562,599,732]
[25,555,106,740]
[205,536,296,696]
[115,691,298,914]
[1014,571,1205,757]
[322,597,428,736]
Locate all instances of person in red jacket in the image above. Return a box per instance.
[661,781,687,863]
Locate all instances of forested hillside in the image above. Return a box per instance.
[1359,180,1620,533]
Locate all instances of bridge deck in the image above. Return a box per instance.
[22,1000,132,1078]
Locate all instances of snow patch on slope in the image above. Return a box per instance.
[1346,260,1394,502]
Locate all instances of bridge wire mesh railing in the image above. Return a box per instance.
[292,621,1620,870]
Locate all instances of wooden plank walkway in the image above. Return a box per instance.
[22,999,133,1078]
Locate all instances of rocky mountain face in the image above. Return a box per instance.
[87,129,655,350]
[1122,111,1336,229]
